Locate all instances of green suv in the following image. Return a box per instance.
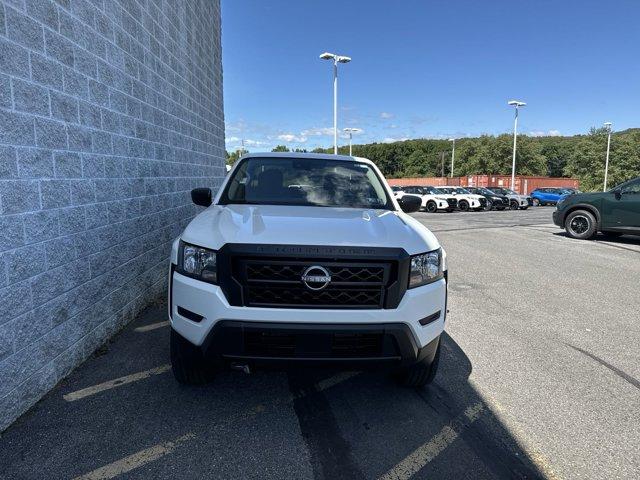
[553,176,640,239]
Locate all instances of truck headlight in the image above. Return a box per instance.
[177,241,217,284]
[409,248,443,288]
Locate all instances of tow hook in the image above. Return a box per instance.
[230,363,251,374]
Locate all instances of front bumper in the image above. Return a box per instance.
[552,209,562,226]
[199,321,440,367]
[170,271,447,358]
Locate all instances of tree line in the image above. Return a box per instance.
[226,127,640,191]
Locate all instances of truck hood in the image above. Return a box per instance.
[180,204,440,255]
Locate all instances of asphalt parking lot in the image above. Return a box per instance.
[1,207,639,479]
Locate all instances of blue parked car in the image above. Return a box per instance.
[530,187,573,206]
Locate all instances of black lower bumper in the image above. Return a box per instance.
[552,210,562,226]
[201,321,439,368]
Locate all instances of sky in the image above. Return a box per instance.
[221,0,640,152]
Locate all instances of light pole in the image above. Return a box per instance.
[603,122,612,191]
[508,100,526,192]
[320,52,351,154]
[343,128,361,156]
[448,138,456,177]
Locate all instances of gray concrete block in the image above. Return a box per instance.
[0,280,32,323]
[0,215,24,252]
[0,179,40,214]
[35,117,68,149]
[44,30,74,69]
[23,209,59,243]
[0,74,11,109]
[17,148,54,178]
[88,79,109,107]
[5,243,47,284]
[30,52,63,90]
[0,109,35,146]
[12,78,50,116]
[54,152,82,178]
[41,179,72,209]
[0,146,18,179]
[91,130,112,153]
[73,46,97,78]
[66,124,92,151]
[62,67,89,99]
[50,91,79,123]
[78,100,101,128]
[43,235,77,269]
[81,154,104,177]
[57,205,85,233]
[69,179,95,205]
[26,0,60,31]
[6,5,45,51]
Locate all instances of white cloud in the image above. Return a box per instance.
[225,136,240,144]
[382,137,409,143]
[380,112,394,119]
[529,130,561,137]
[300,127,334,136]
[277,134,307,143]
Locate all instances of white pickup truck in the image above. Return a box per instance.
[169,153,447,387]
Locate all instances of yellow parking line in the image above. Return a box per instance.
[134,320,170,332]
[72,433,195,480]
[378,402,484,480]
[63,364,171,402]
[72,370,358,478]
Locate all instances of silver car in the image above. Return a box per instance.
[486,187,530,210]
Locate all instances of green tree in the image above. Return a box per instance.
[271,145,290,152]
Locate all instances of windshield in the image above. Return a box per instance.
[221,157,392,209]
[423,186,444,195]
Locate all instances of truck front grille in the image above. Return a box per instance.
[236,259,391,309]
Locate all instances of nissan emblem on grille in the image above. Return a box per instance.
[301,266,332,290]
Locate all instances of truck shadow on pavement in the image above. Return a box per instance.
[0,304,548,480]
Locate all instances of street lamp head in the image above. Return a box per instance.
[508,100,526,107]
[448,138,455,142]
[343,128,361,133]
[604,121,612,128]
[319,52,335,60]
[336,55,351,63]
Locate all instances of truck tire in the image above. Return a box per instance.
[564,210,597,240]
[170,329,216,385]
[426,201,438,213]
[396,343,441,388]
[458,200,469,211]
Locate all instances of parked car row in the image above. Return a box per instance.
[391,185,531,212]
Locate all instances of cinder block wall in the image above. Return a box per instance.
[0,0,225,430]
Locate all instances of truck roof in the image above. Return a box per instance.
[241,152,375,166]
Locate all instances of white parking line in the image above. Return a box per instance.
[134,320,170,332]
[72,433,195,480]
[63,364,171,402]
[378,402,484,480]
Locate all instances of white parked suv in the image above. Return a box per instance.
[438,186,485,211]
[391,186,452,212]
[169,153,447,387]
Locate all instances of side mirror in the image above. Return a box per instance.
[614,190,622,200]
[191,188,212,207]
[398,194,422,213]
